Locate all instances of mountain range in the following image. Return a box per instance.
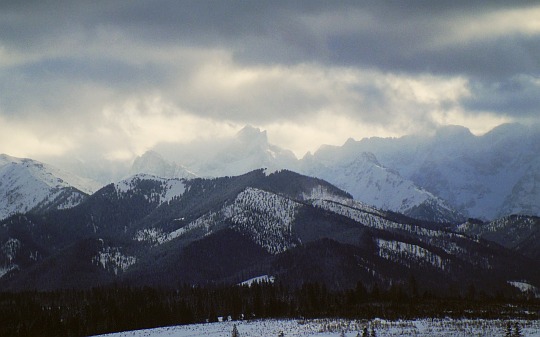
[0,123,538,294]
[1,169,538,295]
[320,123,540,220]
[18,123,538,222]
[128,123,539,221]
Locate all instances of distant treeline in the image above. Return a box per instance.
[1,281,538,337]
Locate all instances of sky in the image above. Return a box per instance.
[0,1,539,162]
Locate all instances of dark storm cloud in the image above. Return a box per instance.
[90,1,534,80]
[464,76,540,117]
[2,1,537,74]
[90,0,539,119]
[326,32,540,78]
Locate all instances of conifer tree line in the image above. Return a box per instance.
[0,281,537,337]
[505,321,523,337]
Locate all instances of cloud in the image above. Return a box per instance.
[438,5,540,45]
[0,1,539,163]
[0,114,76,158]
[0,45,498,160]
[463,75,540,118]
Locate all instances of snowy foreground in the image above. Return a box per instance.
[93,318,540,337]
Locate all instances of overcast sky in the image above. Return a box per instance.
[1,1,539,162]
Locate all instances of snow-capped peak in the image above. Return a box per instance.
[0,154,94,219]
[234,125,268,145]
[300,150,463,222]
[130,150,197,180]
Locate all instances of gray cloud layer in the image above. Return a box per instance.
[0,1,538,160]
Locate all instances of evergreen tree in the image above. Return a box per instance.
[362,326,369,337]
[513,322,522,337]
[505,322,513,337]
[231,324,239,337]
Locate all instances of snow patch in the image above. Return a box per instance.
[0,264,18,279]
[167,212,217,241]
[114,174,186,204]
[93,246,136,275]
[300,185,348,203]
[1,238,21,263]
[508,281,540,298]
[0,238,21,279]
[136,212,219,246]
[377,239,447,270]
[134,227,167,245]
[239,275,275,287]
[162,179,186,203]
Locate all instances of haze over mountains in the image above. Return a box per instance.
[1,123,538,223]
[0,123,539,294]
[130,123,540,221]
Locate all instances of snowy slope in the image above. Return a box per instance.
[224,187,300,254]
[456,215,540,259]
[92,318,540,337]
[309,197,477,269]
[0,154,95,219]
[136,187,301,254]
[301,152,463,223]
[0,154,99,194]
[335,123,540,220]
[93,245,137,276]
[499,156,540,217]
[114,173,187,205]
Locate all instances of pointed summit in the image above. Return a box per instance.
[343,137,357,146]
[235,125,268,146]
[130,150,196,179]
[131,150,168,176]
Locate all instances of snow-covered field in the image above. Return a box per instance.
[93,318,540,337]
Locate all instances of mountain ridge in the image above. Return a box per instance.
[2,122,538,222]
[0,154,97,220]
[1,170,538,293]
